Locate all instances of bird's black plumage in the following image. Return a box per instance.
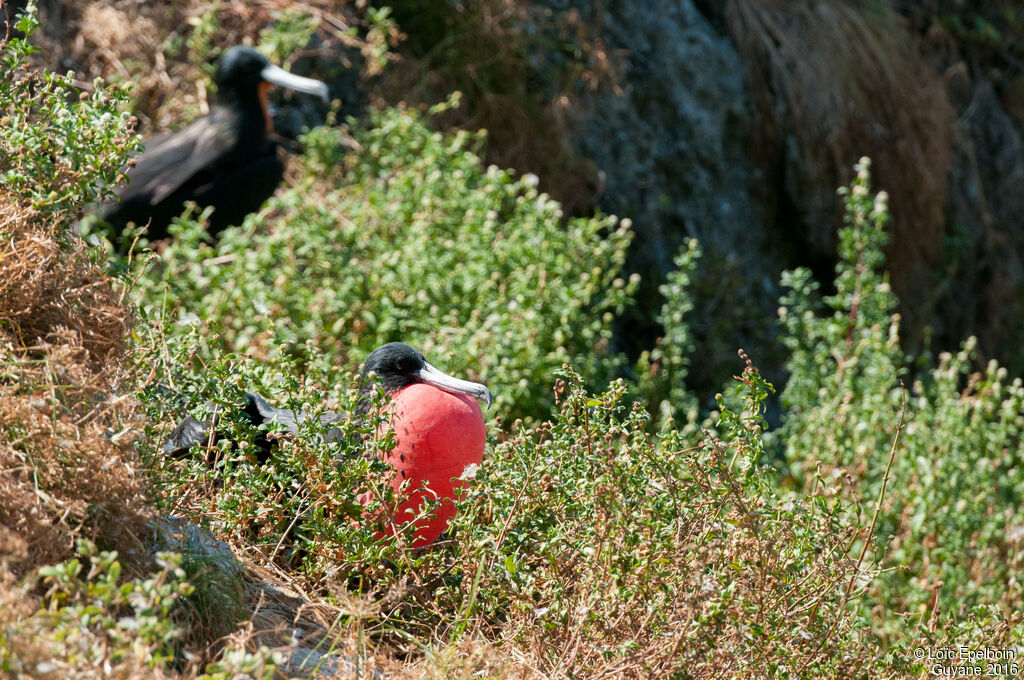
[163,343,492,458]
[101,46,328,243]
[355,342,429,414]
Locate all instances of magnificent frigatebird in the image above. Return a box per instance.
[164,342,491,545]
[100,45,329,243]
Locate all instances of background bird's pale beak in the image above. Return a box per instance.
[419,363,493,409]
[260,63,330,103]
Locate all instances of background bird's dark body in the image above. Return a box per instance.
[99,46,327,243]
[105,111,284,241]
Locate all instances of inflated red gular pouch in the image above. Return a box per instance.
[371,383,485,546]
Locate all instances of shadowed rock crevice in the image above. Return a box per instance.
[545,0,777,397]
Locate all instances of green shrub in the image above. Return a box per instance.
[440,360,895,677]
[779,158,1024,642]
[13,0,1024,666]
[0,3,138,222]
[35,540,193,670]
[129,97,634,425]
[0,540,279,679]
[630,238,700,430]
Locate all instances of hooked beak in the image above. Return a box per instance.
[418,362,493,409]
[260,63,330,103]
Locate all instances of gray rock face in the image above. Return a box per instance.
[570,1,758,270]
[276,646,385,679]
[544,0,776,391]
[148,515,241,576]
[537,1,1024,385]
[943,80,1024,361]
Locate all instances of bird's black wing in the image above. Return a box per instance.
[162,392,345,457]
[118,112,236,207]
[244,392,345,442]
[162,407,219,455]
[242,391,301,435]
[320,412,345,444]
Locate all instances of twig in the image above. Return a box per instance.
[800,381,906,671]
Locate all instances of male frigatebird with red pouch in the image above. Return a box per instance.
[102,45,329,243]
[165,343,491,546]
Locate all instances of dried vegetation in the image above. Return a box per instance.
[380,0,624,214]
[725,0,955,338]
[0,200,145,577]
[0,201,163,677]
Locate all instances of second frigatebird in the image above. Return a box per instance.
[164,342,492,545]
[101,45,329,243]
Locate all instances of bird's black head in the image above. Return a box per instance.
[356,342,493,414]
[215,46,270,102]
[360,342,428,394]
[215,46,329,109]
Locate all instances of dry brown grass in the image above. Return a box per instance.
[0,208,131,368]
[0,190,166,675]
[0,198,147,579]
[380,0,622,215]
[49,0,374,134]
[726,0,954,334]
[0,189,369,678]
